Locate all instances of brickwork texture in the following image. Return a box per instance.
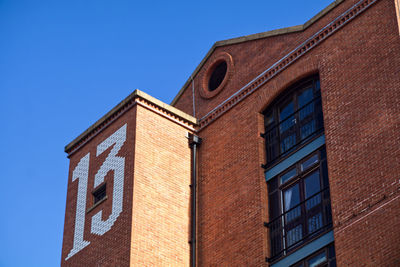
[62,0,400,265]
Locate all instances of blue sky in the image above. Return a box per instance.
[0,0,333,266]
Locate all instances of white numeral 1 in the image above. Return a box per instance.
[65,153,91,260]
[65,124,127,261]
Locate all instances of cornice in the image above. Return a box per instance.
[65,90,197,157]
[197,0,379,131]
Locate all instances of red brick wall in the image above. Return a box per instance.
[173,0,362,119]
[183,0,400,265]
[61,108,137,267]
[62,102,193,266]
[196,99,267,266]
[129,104,192,266]
[318,0,400,264]
[62,0,400,265]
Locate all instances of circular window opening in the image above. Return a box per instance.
[208,61,227,91]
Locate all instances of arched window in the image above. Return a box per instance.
[263,75,334,264]
[263,75,323,167]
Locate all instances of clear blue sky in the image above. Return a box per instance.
[0,0,332,266]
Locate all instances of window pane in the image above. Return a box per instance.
[280,133,296,153]
[279,101,294,121]
[301,154,319,171]
[279,101,296,154]
[284,184,300,211]
[286,225,303,247]
[305,170,323,233]
[305,170,321,198]
[298,87,313,108]
[300,119,316,139]
[299,103,314,120]
[284,184,301,222]
[308,213,323,233]
[305,170,321,209]
[308,251,327,267]
[266,127,279,162]
[280,117,296,133]
[328,244,336,258]
[298,87,317,142]
[93,184,107,204]
[280,168,297,184]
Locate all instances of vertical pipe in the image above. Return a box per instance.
[191,143,197,267]
[191,76,196,117]
[188,133,202,267]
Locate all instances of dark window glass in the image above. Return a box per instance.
[280,101,295,121]
[308,251,327,267]
[301,154,319,171]
[305,171,321,200]
[304,171,323,234]
[284,184,301,213]
[299,89,316,140]
[328,244,336,259]
[93,184,107,204]
[267,148,332,262]
[298,87,314,108]
[290,244,336,267]
[280,168,297,184]
[208,61,227,91]
[263,76,323,166]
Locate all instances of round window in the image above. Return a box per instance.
[208,61,227,91]
[200,52,233,99]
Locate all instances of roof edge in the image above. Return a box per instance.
[170,0,344,106]
[65,89,197,153]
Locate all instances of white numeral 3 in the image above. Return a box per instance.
[65,124,127,260]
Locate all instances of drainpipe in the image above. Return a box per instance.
[191,76,196,118]
[188,133,202,267]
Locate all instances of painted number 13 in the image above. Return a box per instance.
[65,124,127,260]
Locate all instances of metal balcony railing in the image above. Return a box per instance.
[264,96,324,167]
[266,187,332,263]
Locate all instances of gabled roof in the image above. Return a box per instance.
[171,0,344,106]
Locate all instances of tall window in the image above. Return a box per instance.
[267,147,332,261]
[264,75,334,264]
[263,76,323,167]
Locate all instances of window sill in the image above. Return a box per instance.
[86,196,108,214]
[266,131,324,171]
[267,227,333,265]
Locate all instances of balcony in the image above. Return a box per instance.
[264,96,324,168]
[266,186,332,263]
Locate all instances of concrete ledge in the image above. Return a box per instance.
[65,89,197,154]
[265,135,325,181]
[271,231,334,267]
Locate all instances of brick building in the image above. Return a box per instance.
[61,0,400,266]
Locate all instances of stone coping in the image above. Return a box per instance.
[65,89,197,153]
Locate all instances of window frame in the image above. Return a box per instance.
[92,183,107,205]
[290,243,336,267]
[267,146,332,261]
[263,75,323,167]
